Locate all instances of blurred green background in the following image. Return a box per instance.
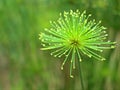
[0,0,120,90]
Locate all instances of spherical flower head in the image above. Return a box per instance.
[39,10,116,78]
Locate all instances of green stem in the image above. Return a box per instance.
[78,61,84,90]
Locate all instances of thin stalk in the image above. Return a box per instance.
[78,61,84,90]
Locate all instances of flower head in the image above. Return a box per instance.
[39,10,116,78]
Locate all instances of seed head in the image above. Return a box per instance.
[39,10,116,78]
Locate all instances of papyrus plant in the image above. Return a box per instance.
[39,10,116,78]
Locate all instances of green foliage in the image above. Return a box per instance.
[39,10,116,78]
[0,0,120,90]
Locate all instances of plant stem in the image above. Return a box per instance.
[78,61,84,90]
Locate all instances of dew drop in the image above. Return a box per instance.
[61,66,63,70]
[79,59,82,62]
[60,13,62,16]
[105,34,108,36]
[76,9,79,12]
[103,31,106,33]
[111,46,115,48]
[113,42,117,44]
[42,44,45,46]
[88,55,92,58]
[58,55,61,58]
[101,58,106,61]
[70,75,74,78]
[88,14,91,17]
[41,39,44,42]
[54,55,57,57]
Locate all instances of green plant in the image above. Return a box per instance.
[39,10,116,78]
